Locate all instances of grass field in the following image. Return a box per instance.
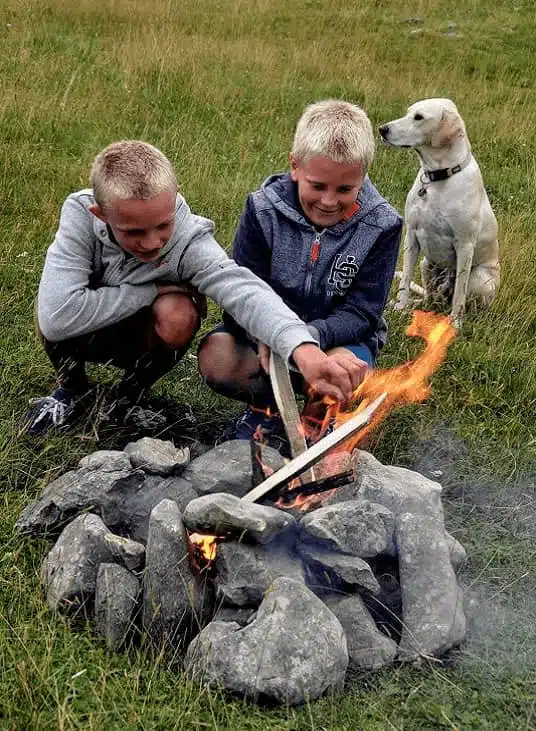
[1,0,536,727]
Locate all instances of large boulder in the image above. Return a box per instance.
[185,577,348,705]
[182,441,284,498]
[396,513,466,660]
[16,457,144,536]
[330,450,444,520]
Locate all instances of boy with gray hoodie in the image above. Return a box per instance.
[24,140,364,435]
[199,100,403,446]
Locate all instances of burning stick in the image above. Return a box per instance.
[241,392,387,504]
[275,469,354,505]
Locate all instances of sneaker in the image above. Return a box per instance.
[219,407,290,457]
[23,388,79,436]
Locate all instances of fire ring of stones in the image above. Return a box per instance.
[16,437,467,707]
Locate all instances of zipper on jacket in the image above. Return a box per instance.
[304,229,325,297]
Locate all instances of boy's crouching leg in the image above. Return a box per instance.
[198,332,264,401]
[117,293,201,402]
[111,293,203,429]
[152,292,201,350]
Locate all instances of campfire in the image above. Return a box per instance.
[190,309,456,553]
[17,310,467,707]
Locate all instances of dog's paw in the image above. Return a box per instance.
[393,299,410,312]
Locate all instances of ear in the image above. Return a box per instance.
[431,108,465,148]
[289,153,299,182]
[89,204,107,222]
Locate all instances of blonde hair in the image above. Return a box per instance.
[291,100,375,170]
[90,140,177,209]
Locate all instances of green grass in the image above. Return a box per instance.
[1,0,536,727]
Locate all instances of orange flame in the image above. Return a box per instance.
[189,532,218,562]
[274,310,456,510]
[329,310,456,452]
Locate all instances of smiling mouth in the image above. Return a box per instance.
[315,207,340,215]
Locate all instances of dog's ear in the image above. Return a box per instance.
[431,107,465,148]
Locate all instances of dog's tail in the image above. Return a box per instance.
[393,270,425,296]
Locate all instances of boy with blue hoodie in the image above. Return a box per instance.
[23,140,366,435]
[198,100,403,444]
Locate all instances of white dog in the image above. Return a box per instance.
[379,98,500,328]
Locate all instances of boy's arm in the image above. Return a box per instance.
[179,234,317,362]
[175,201,368,400]
[307,222,402,350]
[38,195,157,341]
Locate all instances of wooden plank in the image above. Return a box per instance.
[241,392,388,503]
[269,351,316,483]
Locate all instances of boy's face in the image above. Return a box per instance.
[290,155,365,227]
[90,191,176,262]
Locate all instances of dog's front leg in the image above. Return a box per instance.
[394,229,420,310]
[451,242,475,329]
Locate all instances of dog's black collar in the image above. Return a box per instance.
[417,152,472,197]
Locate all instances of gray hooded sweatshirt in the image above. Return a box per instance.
[37,189,318,361]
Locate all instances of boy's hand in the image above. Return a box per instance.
[292,343,368,402]
[258,343,271,373]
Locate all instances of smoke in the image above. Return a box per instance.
[461,582,536,672]
[406,422,536,671]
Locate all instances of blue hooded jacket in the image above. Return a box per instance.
[228,173,403,358]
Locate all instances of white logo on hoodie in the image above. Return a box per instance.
[327,254,359,294]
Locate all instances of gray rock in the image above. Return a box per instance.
[215,540,305,607]
[183,493,296,544]
[42,513,145,616]
[102,532,145,571]
[329,450,444,520]
[78,450,132,472]
[142,499,214,651]
[124,437,190,476]
[396,513,466,660]
[297,542,380,595]
[299,499,395,558]
[185,577,348,705]
[16,466,144,536]
[323,594,398,669]
[100,474,197,543]
[183,441,285,498]
[95,563,140,651]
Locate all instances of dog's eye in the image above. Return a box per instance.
[413,113,424,121]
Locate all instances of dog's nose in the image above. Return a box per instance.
[379,124,390,139]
